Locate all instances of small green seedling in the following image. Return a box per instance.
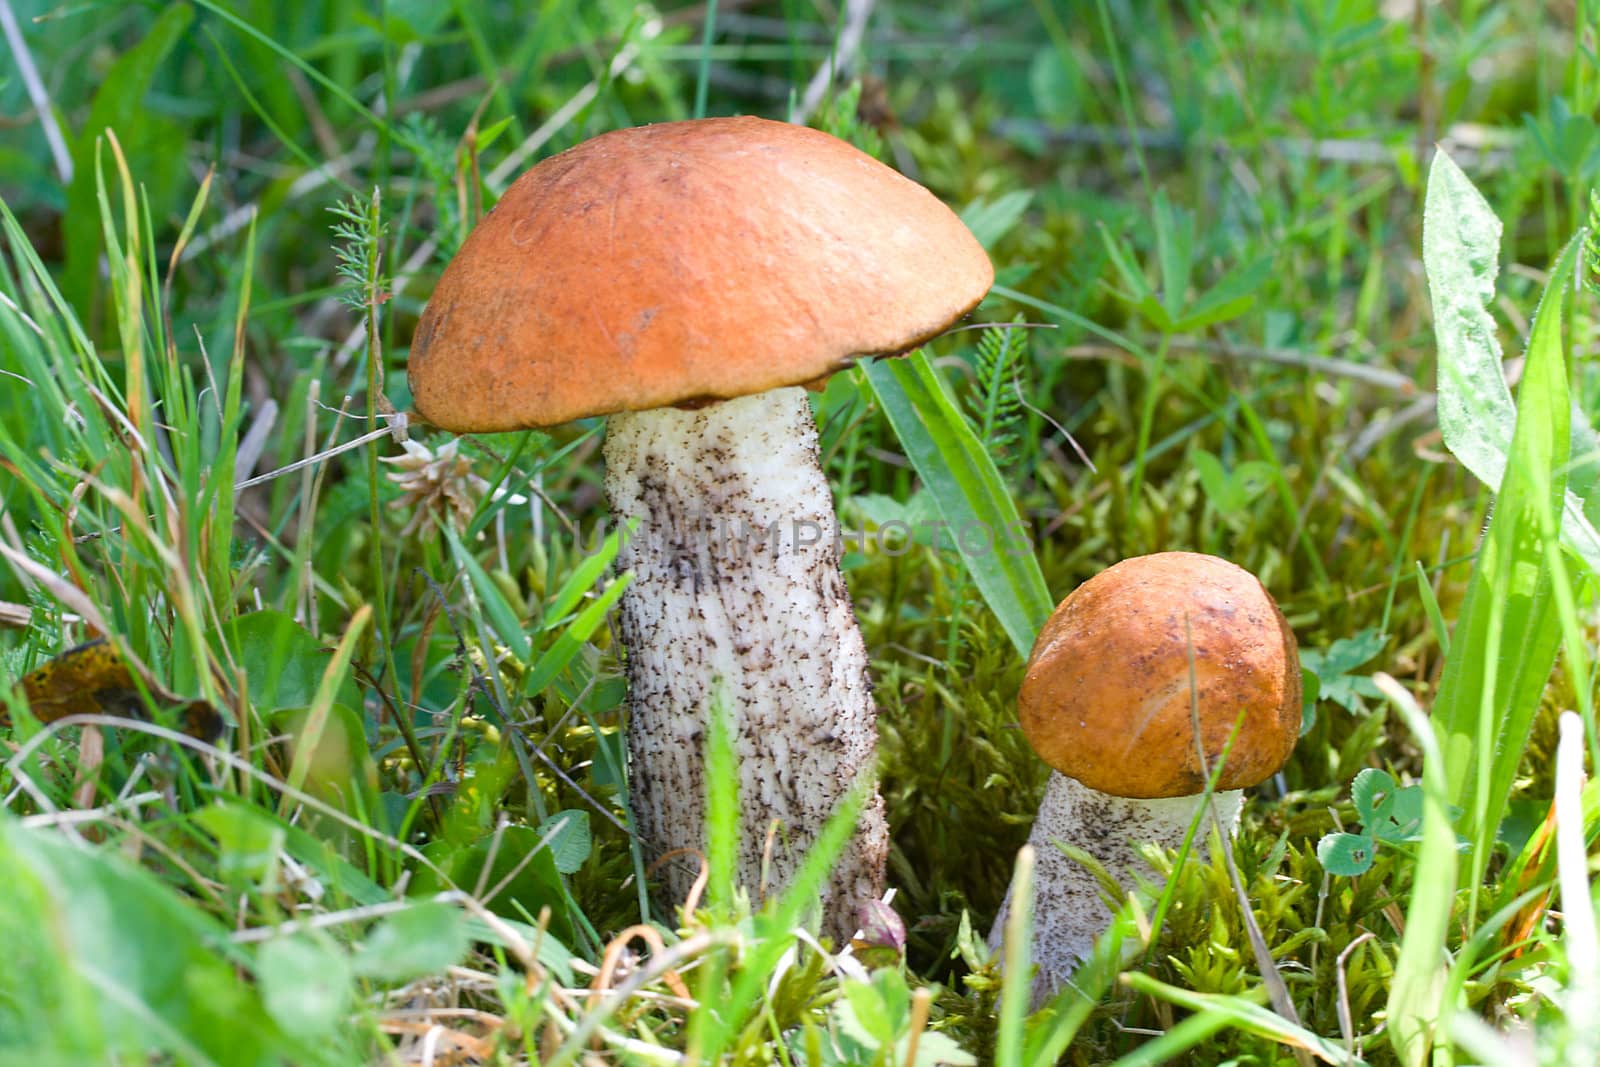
[819,969,975,1067]
[1317,767,1424,876]
[1300,627,1387,713]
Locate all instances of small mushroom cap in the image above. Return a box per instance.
[1018,552,1301,799]
[408,116,994,432]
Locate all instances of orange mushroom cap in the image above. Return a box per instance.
[407,116,994,432]
[1018,552,1301,799]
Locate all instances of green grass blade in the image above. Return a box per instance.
[443,525,533,663]
[282,604,371,810]
[680,686,743,1062]
[704,685,738,917]
[1123,972,1366,1065]
[1379,674,1459,1067]
[1413,561,1450,657]
[1105,1012,1235,1066]
[693,784,869,1060]
[860,353,1054,656]
[188,0,382,129]
[540,525,627,628]
[995,845,1033,1066]
[521,575,630,698]
[693,0,718,118]
[1022,904,1137,1064]
[1391,159,1580,1067]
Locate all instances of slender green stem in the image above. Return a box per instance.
[694,0,719,119]
[357,190,420,786]
[1092,0,1154,203]
[1127,332,1172,516]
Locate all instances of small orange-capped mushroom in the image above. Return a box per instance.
[995,552,1301,1004]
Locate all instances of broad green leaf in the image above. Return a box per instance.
[0,814,325,1064]
[1567,412,1600,541]
[1351,767,1398,826]
[1379,785,1424,843]
[1169,256,1271,332]
[1316,831,1376,876]
[175,610,343,713]
[1191,449,1233,508]
[840,976,897,1046]
[1192,450,1275,514]
[196,802,287,889]
[1424,150,1600,569]
[847,491,943,543]
[860,353,1053,657]
[1423,145,1514,491]
[273,702,377,814]
[1300,627,1387,712]
[353,901,470,981]
[228,610,331,710]
[908,1031,978,1067]
[1299,668,1321,736]
[414,826,574,941]
[534,810,593,875]
[256,935,351,1037]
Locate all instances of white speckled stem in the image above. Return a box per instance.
[991,772,1243,1005]
[603,387,887,941]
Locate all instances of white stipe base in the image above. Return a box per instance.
[991,772,1243,1005]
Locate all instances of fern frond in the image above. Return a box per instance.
[966,315,1029,468]
[328,188,388,312]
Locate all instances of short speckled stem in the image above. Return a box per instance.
[603,386,887,940]
[991,772,1243,1005]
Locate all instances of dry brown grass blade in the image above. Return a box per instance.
[593,923,692,1001]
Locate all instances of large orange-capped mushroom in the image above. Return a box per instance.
[408,117,993,938]
[994,552,1301,1003]
[409,117,992,430]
